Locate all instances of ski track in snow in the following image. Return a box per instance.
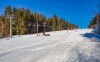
[0,29,100,62]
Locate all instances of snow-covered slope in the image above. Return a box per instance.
[0,29,100,62]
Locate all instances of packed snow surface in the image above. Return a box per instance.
[0,29,100,62]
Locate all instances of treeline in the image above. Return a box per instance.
[88,14,100,29]
[88,15,98,28]
[88,3,100,29]
[0,5,78,36]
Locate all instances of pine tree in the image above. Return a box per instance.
[4,5,11,16]
[0,5,78,37]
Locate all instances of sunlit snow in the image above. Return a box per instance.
[0,29,100,62]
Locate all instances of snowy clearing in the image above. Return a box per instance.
[0,29,100,62]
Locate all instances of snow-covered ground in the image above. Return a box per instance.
[0,29,100,62]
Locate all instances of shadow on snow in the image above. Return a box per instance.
[81,33,100,41]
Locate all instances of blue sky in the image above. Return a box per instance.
[0,0,99,28]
